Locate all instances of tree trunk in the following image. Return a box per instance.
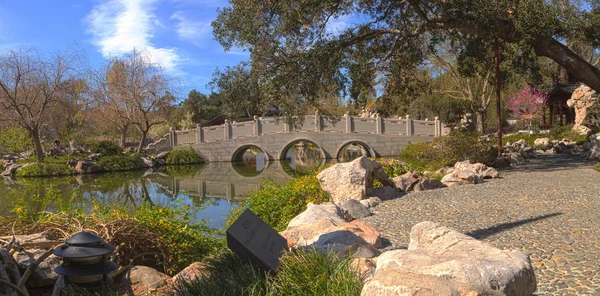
[476,110,485,133]
[137,131,147,153]
[119,124,129,148]
[30,129,44,162]
[495,43,502,158]
[531,36,600,92]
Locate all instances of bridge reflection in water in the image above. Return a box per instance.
[146,141,369,203]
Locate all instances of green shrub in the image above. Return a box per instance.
[97,155,145,171]
[0,126,32,154]
[165,148,205,165]
[15,163,75,177]
[377,158,415,178]
[400,131,498,168]
[173,249,363,296]
[228,171,330,231]
[89,140,122,156]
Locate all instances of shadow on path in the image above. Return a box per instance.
[467,212,563,240]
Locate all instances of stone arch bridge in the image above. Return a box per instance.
[147,112,448,162]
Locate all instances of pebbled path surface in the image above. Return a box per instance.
[360,153,600,296]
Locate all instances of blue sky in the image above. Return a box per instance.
[0,0,251,97]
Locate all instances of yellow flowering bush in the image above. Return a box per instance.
[228,171,330,231]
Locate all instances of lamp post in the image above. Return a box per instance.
[53,231,118,290]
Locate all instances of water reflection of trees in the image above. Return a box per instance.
[281,141,324,177]
[0,168,204,217]
[339,143,368,162]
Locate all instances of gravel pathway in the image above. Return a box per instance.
[360,153,600,296]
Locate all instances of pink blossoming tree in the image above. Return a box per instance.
[506,86,547,129]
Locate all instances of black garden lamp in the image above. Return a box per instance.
[53,231,118,289]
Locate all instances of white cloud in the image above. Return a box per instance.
[224,47,249,56]
[170,0,228,9]
[85,0,181,71]
[171,11,212,47]
[326,16,351,34]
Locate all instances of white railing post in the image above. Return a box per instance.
[170,127,176,147]
[344,112,352,133]
[406,115,413,136]
[315,110,321,132]
[283,118,290,133]
[434,117,440,137]
[224,119,231,140]
[376,113,382,134]
[253,115,260,136]
[196,123,204,143]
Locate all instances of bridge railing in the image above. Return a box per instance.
[152,112,447,151]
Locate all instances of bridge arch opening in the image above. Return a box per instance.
[336,141,375,162]
[279,139,325,176]
[231,145,269,177]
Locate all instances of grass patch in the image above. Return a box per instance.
[14,163,75,177]
[268,248,364,296]
[97,155,145,171]
[228,171,330,232]
[165,147,205,165]
[502,124,598,147]
[173,248,363,296]
[596,163,600,173]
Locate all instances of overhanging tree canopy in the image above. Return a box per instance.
[213,0,600,105]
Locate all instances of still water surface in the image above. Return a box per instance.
[0,142,370,229]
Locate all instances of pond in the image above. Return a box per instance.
[0,142,371,229]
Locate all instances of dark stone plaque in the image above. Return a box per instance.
[226,208,288,273]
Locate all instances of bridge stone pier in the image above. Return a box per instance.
[147,112,448,162]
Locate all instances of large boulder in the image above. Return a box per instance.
[586,132,600,160]
[339,199,372,220]
[392,171,420,192]
[305,221,382,258]
[12,249,62,288]
[362,222,536,296]
[281,204,382,258]
[567,84,600,135]
[441,170,483,187]
[172,262,208,285]
[287,203,348,228]
[534,137,551,150]
[392,172,447,193]
[316,156,394,203]
[119,265,171,295]
[75,159,103,174]
[453,160,499,179]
